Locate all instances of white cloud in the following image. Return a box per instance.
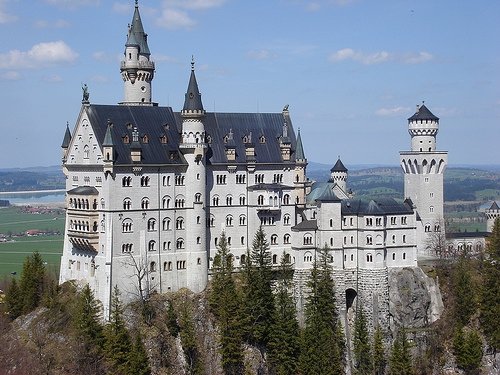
[43,74,63,82]
[90,75,108,83]
[0,71,21,80]
[44,0,99,9]
[35,19,70,28]
[112,2,130,14]
[375,106,411,117]
[0,41,78,70]
[163,0,226,10]
[246,49,276,61]
[155,8,196,30]
[329,48,433,65]
[0,0,17,24]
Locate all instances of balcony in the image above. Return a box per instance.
[68,230,99,252]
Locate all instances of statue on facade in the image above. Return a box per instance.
[82,83,90,103]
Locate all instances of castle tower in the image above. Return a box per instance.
[294,129,308,205]
[120,1,155,106]
[329,158,348,194]
[179,60,208,292]
[400,103,448,256]
[485,201,500,232]
[61,122,71,163]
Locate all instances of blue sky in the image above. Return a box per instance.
[0,0,499,168]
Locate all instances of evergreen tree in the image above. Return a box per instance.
[104,286,132,374]
[179,297,203,375]
[453,327,483,374]
[268,251,300,375]
[73,284,104,352]
[209,232,244,375]
[372,325,386,375]
[166,300,180,337]
[128,333,151,375]
[241,227,275,350]
[353,305,372,374]
[299,246,345,375]
[19,252,46,312]
[453,257,476,327]
[5,278,23,319]
[480,217,500,349]
[388,329,413,375]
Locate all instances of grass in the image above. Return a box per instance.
[0,206,65,278]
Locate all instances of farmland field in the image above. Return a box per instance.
[0,206,65,278]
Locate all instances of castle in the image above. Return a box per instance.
[59,2,447,322]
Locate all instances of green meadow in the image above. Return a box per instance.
[0,206,65,279]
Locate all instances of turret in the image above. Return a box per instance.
[120,1,155,106]
[329,158,348,193]
[102,120,116,175]
[485,201,500,232]
[280,106,292,161]
[61,122,72,163]
[408,103,439,152]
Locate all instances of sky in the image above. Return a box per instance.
[0,0,499,169]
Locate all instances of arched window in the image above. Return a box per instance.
[162,196,171,208]
[226,195,233,206]
[283,214,291,226]
[226,215,233,227]
[150,261,156,272]
[303,234,313,245]
[148,240,156,251]
[239,215,246,226]
[402,235,406,244]
[208,215,215,227]
[176,217,184,230]
[147,218,156,231]
[122,176,132,187]
[329,218,333,227]
[239,195,246,205]
[283,234,290,244]
[175,195,185,208]
[366,235,373,245]
[283,194,290,205]
[367,254,373,262]
[195,193,202,203]
[163,217,171,230]
[141,198,149,210]
[304,252,313,262]
[213,195,219,206]
[123,198,131,210]
[83,145,89,159]
[240,253,246,265]
[122,219,133,233]
[272,254,277,264]
[176,238,184,249]
[271,234,278,245]
[258,195,264,205]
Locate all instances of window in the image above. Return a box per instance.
[403,252,406,260]
[284,234,291,244]
[195,193,202,203]
[226,215,233,227]
[329,219,333,228]
[83,145,89,159]
[122,220,133,233]
[150,261,157,272]
[366,218,373,226]
[366,235,373,245]
[197,216,201,224]
[141,198,149,210]
[392,235,396,244]
[162,196,171,208]
[122,176,132,187]
[430,192,434,198]
[227,237,232,245]
[351,254,354,261]
[303,234,313,245]
[367,254,373,262]
[197,237,201,244]
[283,194,290,205]
[239,215,246,226]
[391,217,397,225]
[175,197,185,208]
[140,176,150,187]
[392,253,395,260]
[350,236,354,244]
[175,175,185,186]
[177,260,186,269]
[226,195,233,206]
[283,214,291,226]
[255,174,264,184]
[212,195,219,206]
[236,174,246,184]
[123,198,131,210]
[271,234,278,245]
[272,254,277,264]
[429,206,434,213]
[376,218,382,226]
[208,215,215,227]
[402,235,406,243]
[425,224,431,232]
[148,240,156,251]
[330,238,334,246]
[434,224,440,232]
[147,218,156,231]
[304,252,313,262]
[176,238,184,249]
[258,195,264,205]
[163,218,171,230]
[176,217,184,230]
[122,244,133,253]
[241,236,245,245]
[239,195,246,205]
[401,216,407,225]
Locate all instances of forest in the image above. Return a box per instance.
[1,221,499,374]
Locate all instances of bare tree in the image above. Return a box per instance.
[425,218,451,259]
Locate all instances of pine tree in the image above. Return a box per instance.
[128,333,151,375]
[5,278,23,319]
[241,227,275,350]
[166,300,180,337]
[104,286,132,374]
[299,246,345,375]
[389,329,413,375]
[209,232,244,375]
[372,325,386,375]
[179,297,203,375]
[453,327,483,374]
[480,217,500,349]
[73,284,104,352]
[268,251,300,375]
[353,305,372,374]
[19,252,46,312]
[453,257,476,327]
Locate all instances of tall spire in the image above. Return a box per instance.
[61,122,72,148]
[126,0,150,56]
[295,129,306,161]
[182,58,204,113]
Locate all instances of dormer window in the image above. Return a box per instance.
[123,134,130,144]
[142,134,149,144]
[259,135,266,143]
[126,123,133,130]
[160,134,168,144]
[223,135,229,143]
[164,124,170,131]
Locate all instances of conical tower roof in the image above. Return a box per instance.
[408,103,439,121]
[61,122,71,148]
[183,60,204,112]
[102,121,115,147]
[331,158,347,172]
[295,129,306,161]
[126,1,150,56]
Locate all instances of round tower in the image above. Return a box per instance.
[329,158,348,193]
[400,103,448,256]
[120,1,155,105]
[179,59,208,292]
[485,201,500,232]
